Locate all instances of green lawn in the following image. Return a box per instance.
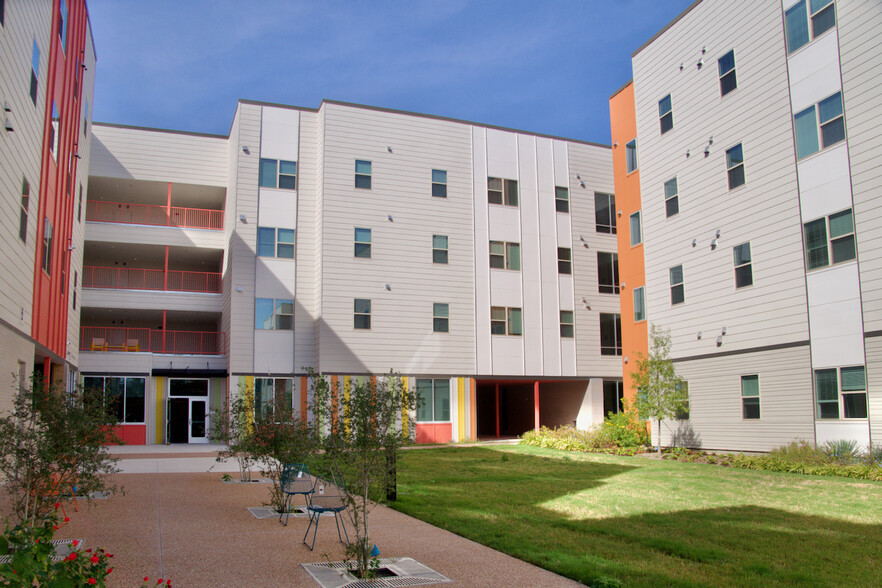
[390,445,882,587]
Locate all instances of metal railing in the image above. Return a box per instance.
[80,326,225,355]
[82,266,222,293]
[86,200,224,230]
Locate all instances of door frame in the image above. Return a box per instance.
[166,378,210,444]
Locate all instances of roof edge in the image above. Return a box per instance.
[91,121,228,139]
[632,0,704,58]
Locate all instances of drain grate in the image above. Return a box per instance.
[223,477,273,484]
[302,557,452,588]
[248,506,332,520]
[0,539,84,564]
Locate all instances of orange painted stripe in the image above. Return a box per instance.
[300,376,308,424]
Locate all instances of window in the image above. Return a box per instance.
[354,298,371,330]
[726,144,745,189]
[555,187,569,213]
[416,379,450,422]
[19,179,29,242]
[599,313,622,356]
[633,286,645,322]
[431,169,447,198]
[491,306,522,336]
[433,303,449,333]
[49,102,59,160]
[557,247,572,275]
[816,366,867,419]
[83,376,146,424]
[72,271,77,310]
[259,159,297,189]
[741,375,760,419]
[77,186,83,222]
[658,95,673,134]
[355,160,372,189]
[718,50,737,96]
[670,265,684,305]
[254,378,293,419]
[675,382,690,420]
[432,235,448,264]
[257,227,295,258]
[804,209,856,270]
[30,39,39,105]
[786,0,836,54]
[255,298,293,330]
[664,177,679,218]
[560,310,574,338]
[42,218,52,274]
[58,0,68,49]
[794,92,845,160]
[487,177,518,206]
[625,139,637,173]
[597,251,620,294]
[594,193,616,234]
[83,100,88,136]
[0,0,5,26]
[489,241,520,270]
[629,211,642,246]
[354,228,372,258]
[603,381,624,416]
[733,243,753,288]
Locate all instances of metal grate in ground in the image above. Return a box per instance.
[247,505,332,519]
[223,477,273,484]
[0,539,85,563]
[302,557,452,588]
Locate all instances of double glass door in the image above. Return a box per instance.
[167,379,209,444]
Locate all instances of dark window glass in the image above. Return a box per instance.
[597,252,620,294]
[600,313,622,356]
[594,193,616,234]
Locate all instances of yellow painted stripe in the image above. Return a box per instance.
[457,378,465,442]
[344,376,351,436]
[401,377,409,438]
[154,377,165,444]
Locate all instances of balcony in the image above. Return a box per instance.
[80,326,225,355]
[86,200,223,230]
[83,266,222,293]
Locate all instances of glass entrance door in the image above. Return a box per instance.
[189,398,208,443]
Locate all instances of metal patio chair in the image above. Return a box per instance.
[279,463,313,526]
[302,472,350,551]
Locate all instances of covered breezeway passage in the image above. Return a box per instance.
[476,379,592,439]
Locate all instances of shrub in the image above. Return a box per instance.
[823,439,859,464]
[864,444,882,467]
[768,440,830,466]
[599,411,650,448]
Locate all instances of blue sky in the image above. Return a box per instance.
[88,1,694,145]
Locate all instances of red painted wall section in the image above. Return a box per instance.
[415,423,452,444]
[32,0,90,361]
[107,425,147,446]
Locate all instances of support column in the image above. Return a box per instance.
[162,310,167,354]
[163,245,169,291]
[166,183,172,227]
[534,380,540,431]
[494,383,500,438]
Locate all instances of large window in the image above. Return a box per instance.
[741,375,760,419]
[354,298,371,330]
[560,310,574,338]
[557,247,572,275]
[259,159,297,189]
[594,193,616,234]
[664,177,679,217]
[734,242,753,288]
[599,313,622,356]
[491,306,522,336]
[433,303,449,333]
[629,211,642,246]
[19,179,29,243]
[670,265,685,305]
[597,251,619,294]
[658,94,673,134]
[603,381,624,416]
[794,92,845,160]
[803,209,856,270]
[431,169,447,197]
[432,234,448,264]
[416,379,450,422]
[786,0,836,54]
[83,376,146,424]
[726,144,745,189]
[489,241,520,270]
[254,378,293,419]
[488,177,518,206]
[255,298,293,330]
[625,139,638,173]
[633,286,645,322]
[815,366,867,419]
[718,49,737,96]
[675,382,690,420]
[355,160,372,189]
[49,102,59,160]
[555,187,569,213]
[354,227,372,258]
[257,227,295,258]
[30,39,39,105]
[42,218,52,274]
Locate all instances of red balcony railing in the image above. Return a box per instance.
[83,266,222,293]
[80,327,225,355]
[86,200,224,230]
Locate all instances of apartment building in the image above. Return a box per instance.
[611,0,881,451]
[0,0,95,409]
[80,100,622,445]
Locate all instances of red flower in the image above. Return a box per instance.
[64,517,70,522]
[107,553,114,558]
[67,553,77,561]
[167,581,171,586]
[158,580,164,584]
[53,525,59,530]
[90,555,99,563]
[88,579,97,585]
[86,549,93,553]
[107,568,114,574]
[54,503,60,509]
[72,540,80,547]
[144,577,150,582]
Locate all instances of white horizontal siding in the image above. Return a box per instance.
[81,289,223,314]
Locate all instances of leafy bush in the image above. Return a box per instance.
[599,411,650,448]
[823,439,859,463]
[768,440,830,466]
[865,444,882,467]
[520,422,647,455]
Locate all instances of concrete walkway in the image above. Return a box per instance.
[61,446,582,587]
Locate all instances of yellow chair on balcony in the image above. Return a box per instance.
[90,338,107,352]
[125,339,140,352]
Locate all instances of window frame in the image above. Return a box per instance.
[560,310,575,339]
[433,302,449,333]
[658,94,673,134]
[733,242,753,288]
[675,381,690,420]
[20,179,29,243]
[718,49,737,96]
[741,374,760,419]
[255,298,293,330]
[664,177,679,218]
[354,227,372,259]
[594,193,617,234]
[599,313,622,356]
[254,377,294,420]
[557,247,572,275]
[83,376,146,425]
[49,102,59,161]
[726,143,745,190]
[794,91,846,160]
[258,158,297,190]
[489,240,520,271]
[633,286,646,322]
[597,251,620,294]
[803,208,856,271]
[30,39,40,105]
[815,366,867,420]
[42,218,52,275]
[355,160,372,189]
[431,169,447,198]
[432,234,448,264]
[625,139,638,173]
[257,227,295,259]
[354,298,371,330]
[487,177,518,207]
[415,378,451,423]
[786,0,836,54]
[555,186,569,213]
[629,211,642,246]
[490,306,522,336]
[670,265,685,305]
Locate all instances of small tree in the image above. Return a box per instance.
[631,325,686,455]
[251,407,313,511]
[308,370,415,577]
[212,382,257,482]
